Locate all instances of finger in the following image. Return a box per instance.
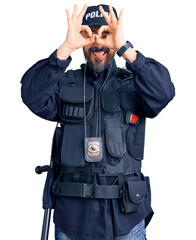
[90,34,96,42]
[65,9,71,23]
[85,35,96,45]
[109,4,117,23]
[98,25,109,37]
[99,6,111,25]
[118,9,124,26]
[81,25,92,37]
[95,35,105,45]
[72,4,78,19]
[78,4,88,21]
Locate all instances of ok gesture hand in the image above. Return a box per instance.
[65,4,95,51]
[57,4,95,60]
[96,4,126,52]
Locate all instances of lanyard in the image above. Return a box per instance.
[83,63,112,138]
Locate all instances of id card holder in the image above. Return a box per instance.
[84,137,103,162]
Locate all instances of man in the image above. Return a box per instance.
[21,4,175,240]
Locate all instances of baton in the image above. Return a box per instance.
[35,165,51,240]
[41,208,52,240]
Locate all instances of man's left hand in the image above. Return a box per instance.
[96,4,126,51]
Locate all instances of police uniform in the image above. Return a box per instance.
[21,4,175,240]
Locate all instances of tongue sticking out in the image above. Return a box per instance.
[93,51,106,60]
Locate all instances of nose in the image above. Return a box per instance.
[90,36,102,48]
[91,36,102,48]
[94,43,103,49]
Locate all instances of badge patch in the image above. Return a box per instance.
[87,141,100,156]
[84,137,103,162]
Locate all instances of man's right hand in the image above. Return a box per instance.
[57,4,95,60]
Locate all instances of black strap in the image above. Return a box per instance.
[117,173,124,191]
[55,182,120,199]
[73,172,80,182]
[61,165,139,177]
[118,173,125,212]
[61,165,106,175]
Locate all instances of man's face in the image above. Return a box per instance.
[83,25,115,73]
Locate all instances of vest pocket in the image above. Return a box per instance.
[105,127,126,165]
[126,118,145,160]
[120,81,138,111]
[61,124,86,167]
[120,180,146,213]
[59,79,94,122]
[101,83,121,113]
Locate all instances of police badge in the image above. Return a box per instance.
[84,137,103,162]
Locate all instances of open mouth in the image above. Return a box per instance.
[89,47,110,60]
[92,51,107,56]
[91,49,109,60]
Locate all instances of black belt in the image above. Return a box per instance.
[55,182,120,199]
[61,165,139,177]
[61,165,106,175]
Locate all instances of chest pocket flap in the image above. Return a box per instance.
[60,78,93,103]
[59,71,94,122]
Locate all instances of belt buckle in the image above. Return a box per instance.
[82,183,93,198]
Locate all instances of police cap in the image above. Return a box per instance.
[82,4,118,26]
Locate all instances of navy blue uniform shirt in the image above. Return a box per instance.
[21,50,175,240]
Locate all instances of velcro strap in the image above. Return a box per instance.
[55,182,120,199]
[61,166,106,175]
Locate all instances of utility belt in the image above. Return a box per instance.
[60,165,141,176]
[55,182,119,199]
[53,171,150,214]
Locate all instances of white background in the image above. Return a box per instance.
[1,0,196,239]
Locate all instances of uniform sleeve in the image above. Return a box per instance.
[125,51,175,118]
[21,49,72,121]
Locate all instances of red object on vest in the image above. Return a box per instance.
[130,113,140,124]
[125,112,140,125]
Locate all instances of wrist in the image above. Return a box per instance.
[117,41,134,57]
[122,47,137,63]
[57,42,75,60]
[115,41,126,52]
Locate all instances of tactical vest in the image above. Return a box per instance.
[51,64,151,214]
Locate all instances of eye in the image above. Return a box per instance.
[101,31,109,39]
[80,31,88,38]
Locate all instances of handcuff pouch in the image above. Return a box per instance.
[120,180,146,213]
